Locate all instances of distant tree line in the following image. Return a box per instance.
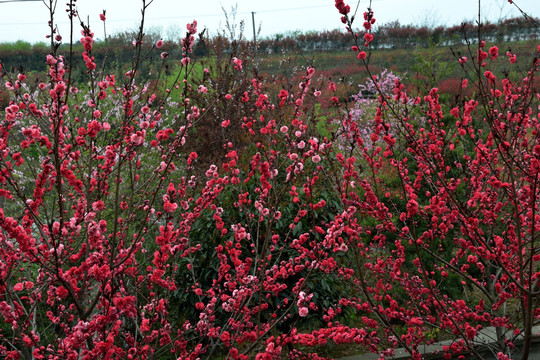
[258,16,539,52]
[0,16,538,75]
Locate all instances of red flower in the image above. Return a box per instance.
[363,33,373,45]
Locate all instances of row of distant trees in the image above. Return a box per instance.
[0,16,538,74]
[259,16,540,52]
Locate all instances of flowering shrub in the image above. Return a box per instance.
[0,2,352,359]
[335,69,409,153]
[0,1,539,360]
[330,2,540,360]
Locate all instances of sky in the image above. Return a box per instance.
[0,0,538,44]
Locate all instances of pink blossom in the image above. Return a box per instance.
[489,46,499,60]
[130,130,145,145]
[186,20,197,34]
[233,57,243,70]
[92,200,105,211]
[506,51,517,63]
[13,283,24,292]
[363,33,373,44]
[164,201,178,213]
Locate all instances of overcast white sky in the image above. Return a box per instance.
[0,0,538,43]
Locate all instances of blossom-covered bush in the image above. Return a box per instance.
[335,69,410,153]
[0,1,539,360]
